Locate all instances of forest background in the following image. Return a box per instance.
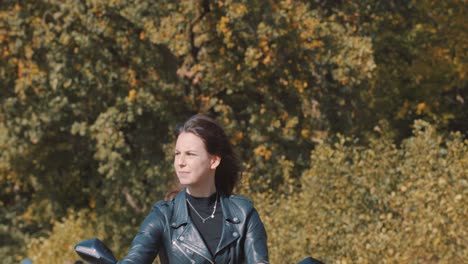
[0,0,466,263]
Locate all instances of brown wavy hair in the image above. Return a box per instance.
[165,114,241,199]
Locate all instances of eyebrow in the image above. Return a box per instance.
[174,149,198,153]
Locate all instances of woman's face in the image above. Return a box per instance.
[174,132,220,189]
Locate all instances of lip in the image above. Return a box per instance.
[178,171,190,174]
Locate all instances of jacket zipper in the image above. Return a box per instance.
[173,241,196,264]
[176,241,215,264]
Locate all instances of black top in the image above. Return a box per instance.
[186,192,223,256]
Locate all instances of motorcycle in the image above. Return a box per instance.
[74,238,324,264]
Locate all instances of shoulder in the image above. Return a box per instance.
[135,199,172,233]
[226,193,255,211]
[153,199,171,208]
[228,193,253,203]
[151,198,173,216]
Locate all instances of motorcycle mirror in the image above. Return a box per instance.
[74,238,118,264]
[298,257,325,264]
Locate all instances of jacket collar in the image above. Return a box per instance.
[171,189,190,228]
[220,194,242,224]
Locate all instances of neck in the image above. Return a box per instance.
[186,185,217,198]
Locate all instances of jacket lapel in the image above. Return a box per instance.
[171,190,189,228]
[171,189,214,263]
[216,195,242,255]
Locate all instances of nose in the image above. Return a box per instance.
[176,154,186,167]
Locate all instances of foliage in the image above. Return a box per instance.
[246,120,467,263]
[24,210,104,264]
[1,0,375,253]
[0,0,466,262]
[318,0,468,138]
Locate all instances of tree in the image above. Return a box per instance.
[3,0,465,262]
[315,0,467,139]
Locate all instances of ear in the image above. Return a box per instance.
[210,155,221,170]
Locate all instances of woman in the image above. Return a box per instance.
[120,114,269,264]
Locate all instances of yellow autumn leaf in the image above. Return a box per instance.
[416,102,426,115]
[128,89,137,101]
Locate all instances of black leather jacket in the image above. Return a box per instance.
[120,189,269,264]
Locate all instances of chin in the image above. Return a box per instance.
[177,177,192,185]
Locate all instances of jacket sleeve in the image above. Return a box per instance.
[244,208,269,264]
[120,205,165,264]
